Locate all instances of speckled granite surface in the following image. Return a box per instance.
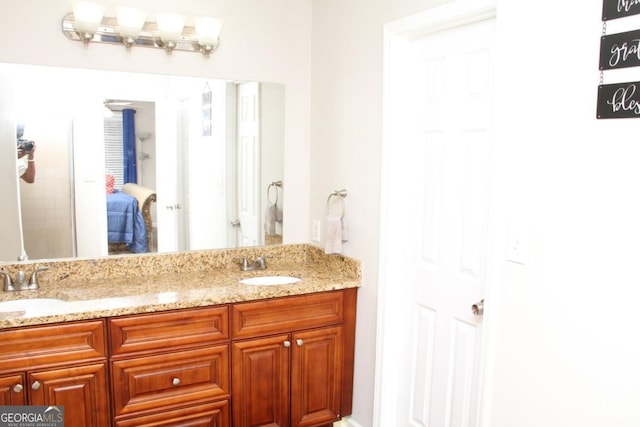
[0,244,361,329]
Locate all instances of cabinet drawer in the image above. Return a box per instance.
[0,320,106,373]
[232,291,345,339]
[110,305,228,358]
[114,400,230,427]
[111,345,230,418]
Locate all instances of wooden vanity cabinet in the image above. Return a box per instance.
[108,305,231,427]
[0,287,357,427]
[0,320,110,427]
[231,288,357,427]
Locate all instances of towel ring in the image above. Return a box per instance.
[267,184,278,205]
[267,180,282,205]
[326,189,347,220]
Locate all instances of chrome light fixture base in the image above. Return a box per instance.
[62,13,220,55]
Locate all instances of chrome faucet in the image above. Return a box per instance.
[236,256,271,271]
[1,267,50,292]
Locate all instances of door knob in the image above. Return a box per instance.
[31,381,41,390]
[472,299,484,316]
[13,384,23,393]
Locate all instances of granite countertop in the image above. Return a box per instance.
[0,244,361,329]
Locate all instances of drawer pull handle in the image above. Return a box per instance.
[31,381,41,390]
[296,339,304,346]
[283,340,291,347]
[13,384,23,393]
[172,377,181,386]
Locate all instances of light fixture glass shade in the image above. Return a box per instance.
[72,1,105,33]
[156,13,185,43]
[195,17,223,45]
[116,7,147,38]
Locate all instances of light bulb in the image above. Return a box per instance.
[72,1,105,38]
[117,7,147,47]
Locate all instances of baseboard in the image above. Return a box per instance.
[334,417,363,427]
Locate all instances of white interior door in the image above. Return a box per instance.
[377,6,496,427]
[237,82,260,247]
[155,98,184,252]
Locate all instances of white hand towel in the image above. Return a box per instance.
[276,205,283,235]
[325,214,343,254]
[341,218,348,242]
[264,202,277,236]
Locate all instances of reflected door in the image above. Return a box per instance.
[237,82,260,247]
[155,98,186,252]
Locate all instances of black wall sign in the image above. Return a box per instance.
[600,29,640,69]
[597,81,640,118]
[603,0,640,20]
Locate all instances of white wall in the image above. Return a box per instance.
[312,1,640,427]
[489,2,640,426]
[310,1,450,425]
[260,83,286,242]
[184,78,229,250]
[0,0,311,246]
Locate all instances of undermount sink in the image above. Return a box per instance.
[0,298,67,317]
[239,276,301,286]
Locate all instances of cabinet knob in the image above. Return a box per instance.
[31,381,41,390]
[13,384,23,393]
[296,339,304,346]
[283,340,291,347]
[172,377,181,386]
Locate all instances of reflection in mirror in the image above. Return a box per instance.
[0,63,285,262]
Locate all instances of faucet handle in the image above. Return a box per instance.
[0,271,14,292]
[254,255,273,269]
[235,257,250,271]
[29,267,50,288]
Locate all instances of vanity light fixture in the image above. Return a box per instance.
[156,13,185,54]
[195,17,224,56]
[62,1,223,56]
[116,7,147,49]
[72,1,106,44]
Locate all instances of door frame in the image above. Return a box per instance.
[374,1,501,426]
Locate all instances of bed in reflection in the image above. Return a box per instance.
[107,183,156,254]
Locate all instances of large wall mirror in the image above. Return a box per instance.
[0,63,285,262]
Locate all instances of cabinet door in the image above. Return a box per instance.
[0,373,27,405]
[29,362,110,427]
[232,334,291,427]
[291,326,343,427]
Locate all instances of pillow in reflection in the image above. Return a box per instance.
[106,174,115,194]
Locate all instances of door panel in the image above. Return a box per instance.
[29,363,110,427]
[232,334,290,427]
[237,82,260,247]
[291,327,343,427]
[0,374,27,405]
[395,17,495,427]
